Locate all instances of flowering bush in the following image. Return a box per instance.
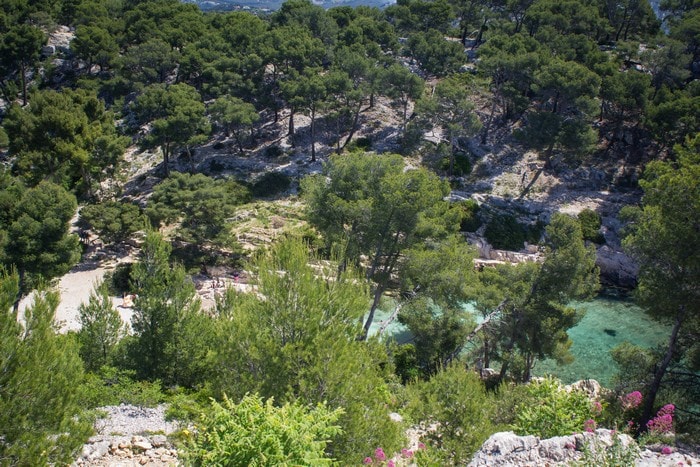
[620,391,643,411]
[584,419,597,433]
[362,445,418,466]
[647,404,675,435]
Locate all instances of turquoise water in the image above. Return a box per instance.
[533,297,670,387]
[373,296,670,388]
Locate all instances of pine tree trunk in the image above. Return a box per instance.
[638,305,687,434]
[310,107,316,162]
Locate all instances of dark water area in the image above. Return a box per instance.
[373,294,670,388]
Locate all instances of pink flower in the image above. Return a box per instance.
[401,449,414,458]
[363,457,373,464]
[621,391,643,411]
[387,461,396,467]
[584,419,597,433]
[374,447,386,462]
[647,413,674,434]
[658,404,675,416]
[591,401,603,415]
[418,442,426,450]
[661,446,672,455]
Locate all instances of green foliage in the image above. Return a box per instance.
[398,236,479,378]
[302,152,456,335]
[406,29,465,76]
[573,429,641,467]
[380,64,425,134]
[621,135,700,431]
[264,145,285,159]
[476,213,599,382]
[132,83,210,177]
[0,180,81,296]
[393,343,421,383]
[0,23,46,105]
[72,24,120,72]
[128,230,214,388]
[578,208,604,244]
[484,213,528,250]
[145,172,251,251]
[440,152,471,176]
[77,280,126,372]
[610,342,657,395]
[80,200,145,244]
[106,262,134,295]
[0,269,91,465]
[212,238,404,463]
[3,88,128,196]
[346,136,372,152]
[79,366,166,409]
[398,297,475,378]
[457,199,481,232]
[513,377,595,438]
[183,394,343,466]
[404,364,498,464]
[209,95,260,153]
[251,172,292,198]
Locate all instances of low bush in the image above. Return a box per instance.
[512,376,596,438]
[106,262,134,295]
[441,152,472,176]
[578,209,605,244]
[251,172,291,198]
[484,214,528,250]
[457,199,481,232]
[403,364,499,464]
[79,366,166,409]
[347,136,372,153]
[182,394,343,466]
[264,145,284,159]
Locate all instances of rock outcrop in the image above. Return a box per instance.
[73,404,181,466]
[468,430,700,466]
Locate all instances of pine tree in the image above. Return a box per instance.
[129,231,210,388]
[0,268,90,465]
[78,280,126,372]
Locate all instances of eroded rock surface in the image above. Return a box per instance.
[468,430,700,467]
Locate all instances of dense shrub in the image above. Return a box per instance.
[79,366,166,409]
[457,199,481,232]
[441,152,471,176]
[264,145,284,159]
[183,394,343,466]
[404,364,499,464]
[513,377,596,438]
[251,172,291,198]
[484,213,528,250]
[578,208,605,243]
[106,262,134,294]
[80,200,144,244]
[347,136,372,152]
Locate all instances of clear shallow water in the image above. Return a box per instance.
[372,296,670,388]
[533,297,670,387]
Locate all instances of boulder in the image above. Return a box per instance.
[596,245,638,289]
